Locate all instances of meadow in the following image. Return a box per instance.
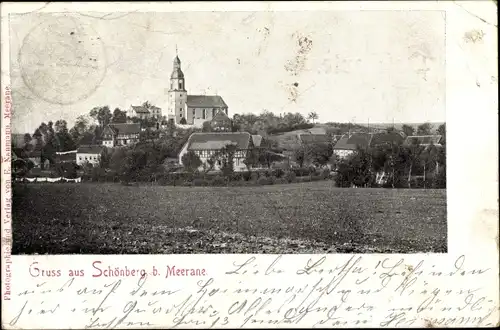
[12,181,447,254]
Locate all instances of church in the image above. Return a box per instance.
[167,55,229,127]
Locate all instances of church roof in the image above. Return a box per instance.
[187,95,227,108]
[186,132,251,151]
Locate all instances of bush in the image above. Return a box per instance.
[274,178,287,185]
[193,178,208,186]
[257,176,272,185]
[211,175,226,186]
[230,172,243,182]
[320,168,330,179]
[250,172,259,182]
[284,170,297,183]
[296,176,312,183]
[271,168,285,178]
[293,167,312,177]
[241,171,252,181]
[311,175,323,181]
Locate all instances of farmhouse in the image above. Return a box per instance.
[404,135,442,147]
[128,105,162,120]
[333,132,405,159]
[101,123,140,147]
[128,105,150,120]
[76,146,103,167]
[178,132,255,172]
[167,55,229,127]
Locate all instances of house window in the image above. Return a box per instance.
[202,109,206,119]
[212,109,216,117]
[180,113,183,117]
[192,109,195,116]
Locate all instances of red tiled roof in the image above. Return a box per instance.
[186,132,251,151]
[187,95,228,108]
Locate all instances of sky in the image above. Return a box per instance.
[9,10,446,134]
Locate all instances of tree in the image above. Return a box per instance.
[293,145,310,168]
[180,117,187,125]
[436,123,446,145]
[243,148,259,171]
[23,133,32,145]
[307,112,319,124]
[402,124,415,137]
[90,106,112,127]
[181,151,202,172]
[417,122,432,135]
[55,120,69,133]
[309,143,332,167]
[99,147,111,169]
[202,121,212,132]
[112,108,127,123]
[70,115,90,142]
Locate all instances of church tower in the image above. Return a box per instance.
[168,55,187,124]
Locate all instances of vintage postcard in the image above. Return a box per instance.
[1,1,498,329]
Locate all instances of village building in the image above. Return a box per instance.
[333,132,405,159]
[167,55,228,127]
[76,146,103,167]
[101,123,141,147]
[210,109,233,132]
[403,135,442,148]
[55,150,77,164]
[128,105,162,120]
[178,132,258,172]
[13,146,45,168]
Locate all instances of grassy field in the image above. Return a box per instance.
[12,181,447,254]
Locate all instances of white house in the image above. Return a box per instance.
[76,146,103,167]
[178,132,255,172]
